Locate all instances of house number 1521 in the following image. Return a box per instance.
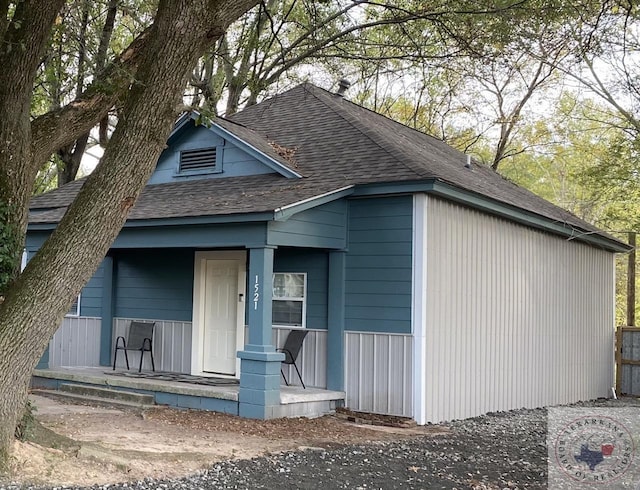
[253,275,259,310]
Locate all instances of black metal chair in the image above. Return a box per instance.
[277,329,308,389]
[113,321,156,372]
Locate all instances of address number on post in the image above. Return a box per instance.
[253,275,259,310]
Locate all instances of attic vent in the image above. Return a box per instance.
[179,147,217,172]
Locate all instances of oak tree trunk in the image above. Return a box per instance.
[0,0,258,471]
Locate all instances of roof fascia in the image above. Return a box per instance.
[211,122,302,179]
[122,211,276,228]
[351,180,630,253]
[273,185,355,221]
[166,112,195,144]
[28,211,277,232]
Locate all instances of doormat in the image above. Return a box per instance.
[107,371,239,386]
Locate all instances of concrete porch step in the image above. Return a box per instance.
[59,383,155,404]
[32,384,156,411]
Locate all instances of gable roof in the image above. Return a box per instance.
[167,113,302,178]
[29,83,628,251]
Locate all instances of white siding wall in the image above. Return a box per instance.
[113,317,192,373]
[273,327,327,388]
[421,196,615,422]
[49,317,101,367]
[345,332,413,416]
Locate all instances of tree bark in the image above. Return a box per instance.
[0,0,259,470]
[0,0,66,470]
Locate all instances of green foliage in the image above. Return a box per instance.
[0,201,20,295]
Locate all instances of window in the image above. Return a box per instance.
[66,294,81,317]
[179,147,219,173]
[272,273,306,327]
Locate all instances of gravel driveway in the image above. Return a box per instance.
[4,398,637,490]
[182,407,549,489]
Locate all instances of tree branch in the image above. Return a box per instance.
[30,28,151,167]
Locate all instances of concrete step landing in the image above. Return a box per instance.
[32,383,155,411]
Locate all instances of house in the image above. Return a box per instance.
[27,83,630,424]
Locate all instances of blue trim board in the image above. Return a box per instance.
[99,255,115,366]
[327,251,346,391]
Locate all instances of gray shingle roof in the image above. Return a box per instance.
[29,82,619,246]
[231,83,605,235]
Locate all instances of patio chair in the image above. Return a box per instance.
[277,329,308,389]
[112,321,156,372]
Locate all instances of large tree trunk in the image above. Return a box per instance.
[0,0,259,471]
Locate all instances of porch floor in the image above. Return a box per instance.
[32,367,345,418]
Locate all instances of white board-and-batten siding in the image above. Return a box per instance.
[345,331,413,416]
[113,318,192,373]
[49,316,101,368]
[414,194,615,423]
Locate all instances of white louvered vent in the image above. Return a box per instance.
[179,147,217,172]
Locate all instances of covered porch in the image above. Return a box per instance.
[28,196,351,419]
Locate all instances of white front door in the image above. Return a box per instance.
[192,251,246,377]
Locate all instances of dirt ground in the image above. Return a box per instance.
[4,395,445,487]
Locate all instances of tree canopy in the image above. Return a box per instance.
[2,0,640,471]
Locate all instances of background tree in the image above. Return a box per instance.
[0,0,260,469]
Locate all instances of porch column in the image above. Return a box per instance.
[237,246,284,419]
[99,254,115,366]
[327,251,346,391]
[31,248,49,369]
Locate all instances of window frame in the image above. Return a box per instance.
[66,293,81,317]
[272,272,307,328]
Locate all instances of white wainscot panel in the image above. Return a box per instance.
[345,331,413,417]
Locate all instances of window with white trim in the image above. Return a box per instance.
[66,294,81,317]
[272,273,306,327]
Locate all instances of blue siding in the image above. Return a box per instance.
[148,124,275,184]
[26,240,104,318]
[80,262,104,317]
[345,196,413,333]
[114,249,195,321]
[274,248,328,329]
[268,199,347,249]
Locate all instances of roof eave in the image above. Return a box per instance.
[430,181,631,254]
[28,210,277,231]
[352,179,630,253]
[273,185,355,221]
